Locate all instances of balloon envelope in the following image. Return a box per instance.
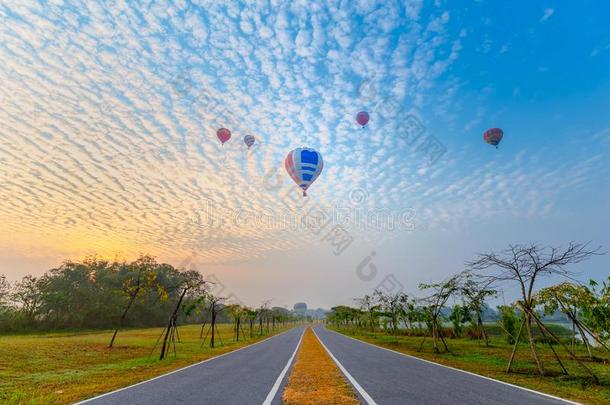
[244,134,255,149]
[483,128,503,148]
[217,128,231,145]
[285,147,324,197]
[356,111,370,127]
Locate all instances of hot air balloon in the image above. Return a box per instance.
[483,128,503,148]
[217,128,231,145]
[244,134,255,149]
[356,111,369,128]
[285,147,323,197]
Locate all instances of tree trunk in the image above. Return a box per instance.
[210,302,216,348]
[109,295,136,348]
[431,318,439,353]
[477,312,489,346]
[524,311,545,375]
[160,287,187,360]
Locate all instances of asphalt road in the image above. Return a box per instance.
[77,326,305,405]
[313,325,572,405]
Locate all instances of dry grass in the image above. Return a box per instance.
[283,327,359,405]
[0,324,292,404]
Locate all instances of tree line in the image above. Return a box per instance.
[0,255,301,351]
[326,242,609,382]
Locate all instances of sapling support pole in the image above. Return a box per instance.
[160,286,188,360]
[506,317,526,373]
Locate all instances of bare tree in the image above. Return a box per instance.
[468,242,601,379]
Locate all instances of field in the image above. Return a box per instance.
[332,325,610,405]
[0,323,292,404]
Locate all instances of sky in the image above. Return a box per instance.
[1,0,609,309]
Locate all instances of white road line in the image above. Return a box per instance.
[312,327,378,405]
[74,327,300,405]
[261,327,305,405]
[322,326,580,405]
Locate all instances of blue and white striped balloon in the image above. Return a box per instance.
[284,147,324,197]
[244,134,255,149]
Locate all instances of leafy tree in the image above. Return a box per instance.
[449,304,471,338]
[109,255,167,348]
[497,305,520,344]
[460,273,496,345]
[354,294,379,331]
[159,270,206,359]
[374,290,408,338]
[12,275,42,323]
[419,274,462,353]
[0,274,10,308]
[582,278,610,345]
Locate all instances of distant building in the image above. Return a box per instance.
[293,302,307,316]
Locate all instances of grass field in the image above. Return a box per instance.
[0,323,293,404]
[283,327,358,405]
[332,326,610,405]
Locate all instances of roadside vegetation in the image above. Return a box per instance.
[0,255,304,404]
[327,242,610,404]
[283,327,359,405]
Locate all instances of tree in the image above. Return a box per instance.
[538,282,609,357]
[354,294,379,332]
[226,304,246,342]
[159,270,206,360]
[12,275,42,323]
[201,295,227,348]
[460,273,496,345]
[581,278,610,345]
[0,274,10,308]
[243,307,257,339]
[449,304,471,338]
[374,290,407,339]
[419,274,462,352]
[468,242,601,379]
[109,256,166,348]
[497,305,520,344]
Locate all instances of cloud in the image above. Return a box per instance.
[0,1,467,266]
[540,8,555,22]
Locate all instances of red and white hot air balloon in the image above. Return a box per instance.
[356,111,370,128]
[217,128,231,145]
[483,128,504,149]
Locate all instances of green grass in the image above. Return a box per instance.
[0,323,294,404]
[332,326,610,405]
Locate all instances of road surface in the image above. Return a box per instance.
[77,326,305,405]
[313,325,572,405]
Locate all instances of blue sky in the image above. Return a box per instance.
[0,1,609,308]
